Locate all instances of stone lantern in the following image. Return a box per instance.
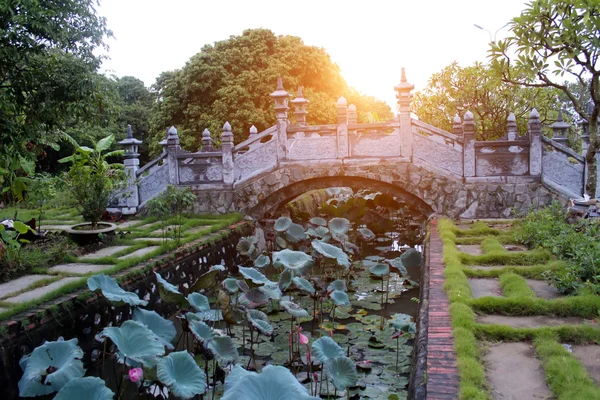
[119,125,142,159]
[550,109,570,145]
[117,124,142,214]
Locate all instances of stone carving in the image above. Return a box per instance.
[233,140,278,181]
[351,132,401,157]
[542,149,584,196]
[138,163,169,204]
[413,134,463,176]
[287,137,337,160]
[476,154,529,176]
[179,164,224,184]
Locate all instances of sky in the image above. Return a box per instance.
[97,0,529,108]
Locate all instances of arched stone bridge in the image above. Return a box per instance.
[110,70,593,219]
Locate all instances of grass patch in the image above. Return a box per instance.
[462,261,564,279]
[499,273,535,298]
[470,295,600,318]
[475,324,600,344]
[459,248,551,266]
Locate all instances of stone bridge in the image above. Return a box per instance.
[110,70,595,219]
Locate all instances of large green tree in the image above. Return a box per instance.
[490,0,600,194]
[149,29,392,155]
[412,62,559,140]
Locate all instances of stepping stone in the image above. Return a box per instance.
[504,244,528,252]
[484,342,553,400]
[469,279,502,298]
[186,226,211,235]
[456,224,473,230]
[525,279,564,299]
[133,238,172,244]
[3,278,81,304]
[457,244,482,255]
[41,220,77,225]
[48,263,115,275]
[118,246,160,260]
[571,345,600,384]
[151,225,181,235]
[135,222,161,230]
[478,315,588,328]
[116,220,141,229]
[80,246,130,260]
[0,275,53,299]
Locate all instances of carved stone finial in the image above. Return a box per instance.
[223,121,232,132]
[127,124,133,138]
[168,126,178,136]
[202,128,211,138]
[276,77,284,91]
[348,104,356,112]
[507,113,516,122]
[464,111,474,121]
[337,96,347,106]
[401,67,407,83]
[557,108,564,122]
[453,114,462,124]
[530,108,540,119]
[249,125,258,135]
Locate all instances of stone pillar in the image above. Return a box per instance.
[118,125,142,214]
[463,111,476,178]
[394,68,414,158]
[582,100,593,156]
[452,114,463,137]
[160,126,180,184]
[528,109,542,176]
[201,128,213,152]
[291,86,309,126]
[336,96,349,158]
[249,125,258,138]
[270,77,289,161]
[222,121,234,185]
[507,113,517,141]
[550,108,570,145]
[348,104,357,125]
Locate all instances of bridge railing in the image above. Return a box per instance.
[411,118,464,178]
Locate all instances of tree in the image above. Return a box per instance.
[490,0,600,194]
[148,29,392,155]
[412,62,560,140]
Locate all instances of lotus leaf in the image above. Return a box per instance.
[280,300,309,318]
[401,248,422,268]
[236,237,256,257]
[292,277,316,295]
[189,320,215,342]
[329,290,350,306]
[190,269,220,292]
[18,339,85,397]
[222,278,240,294]
[358,227,376,241]
[274,216,293,232]
[390,313,415,334]
[154,272,180,294]
[190,310,223,322]
[285,223,306,243]
[258,283,282,300]
[247,309,274,336]
[272,249,313,274]
[311,240,350,269]
[325,356,358,391]
[275,235,287,248]
[132,308,176,350]
[311,337,345,363]
[369,263,390,276]
[157,351,207,399]
[254,254,270,268]
[238,266,273,285]
[327,279,347,292]
[101,320,165,367]
[222,365,319,400]
[309,217,327,226]
[87,274,147,306]
[238,288,268,308]
[387,257,408,276]
[328,217,351,234]
[210,264,226,272]
[54,377,114,400]
[278,268,293,290]
[223,365,255,392]
[208,335,239,365]
[154,272,187,306]
[223,306,246,326]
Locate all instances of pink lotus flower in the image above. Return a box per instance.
[313,372,319,382]
[128,367,143,383]
[392,331,404,339]
[298,332,309,345]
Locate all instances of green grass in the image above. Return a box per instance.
[499,273,535,298]
[462,261,564,279]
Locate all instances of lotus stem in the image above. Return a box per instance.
[319,367,324,395]
[117,356,127,400]
[385,273,391,304]
[242,324,246,350]
[100,338,107,379]
[212,359,217,400]
[396,337,399,372]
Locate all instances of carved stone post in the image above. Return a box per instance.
[337,96,349,158]
[118,124,142,214]
[463,111,476,178]
[221,122,234,185]
[528,109,542,176]
[507,113,517,141]
[270,77,289,161]
[160,126,180,185]
[550,108,570,145]
[582,100,593,156]
[348,104,357,125]
[452,114,463,137]
[291,86,309,126]
[249,125,258,138]
[201,128,213,152]
[395,68,414,158]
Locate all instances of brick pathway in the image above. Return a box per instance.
[426,220,459,399]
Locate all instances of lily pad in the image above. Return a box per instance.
[87,274,147,306]
[311,240,350,269]
[132,308,176,350]
[157,351,207,399]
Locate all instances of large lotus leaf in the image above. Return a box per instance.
[272,249,313,274]
[223,306,246,326]
[222,278,240,294]
[274,217,293,232]
[329,290,350,306]
[292,277,316,295]
[327,279,347,292]
[390,313,416,334]
[309,217,327,226]
[187,292,210,312]
[236,237,256,257]
[222,365,319,400]
[18,339,85,397]
[189,320,215,342]
[188,310,223,322]
[331,232,349,244]
[311,240,350,269]
[211,264,226,272]
[325,356,358,391]
[307,226,330,239]
[157,351,207,399]
[275,235,287,249]
[311,337,345,363]
[132,308,176,350]
[154,272,180,294]
[369,263,390,276]
[285,223,306,243]
[87,274,147,306]
[247,309,274,336]
[280,300,309,318]
[224,365,256,392]
[54,377,114,400]
[259,284,282,300]
[154,272,187,306]
[254,254,270,268]
[401,248,423,268]
[238,266,273,285]
[387,257,408,276]
[328,217,351,234]
[358,227,376,241]
[278,268,293,291]
[190,269,220,292]
[208,336,239,365]
[101,320,165,367]
[238,288,268,308]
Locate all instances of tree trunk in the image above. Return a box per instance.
[586,119,599,197]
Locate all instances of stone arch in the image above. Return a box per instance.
[246,175,435,219]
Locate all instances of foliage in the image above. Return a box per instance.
[0,221,35,277]
[0,153,36,204]
[148,29,392,155]
[146,185,196,244]
[412,61,559,140]
[490,0,600,193]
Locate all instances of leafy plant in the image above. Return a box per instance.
[0,221,35,273]
[0,153,35,204]
[146,185,196,244]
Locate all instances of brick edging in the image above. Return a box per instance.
[425,219,460,399]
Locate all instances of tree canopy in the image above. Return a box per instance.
[148,29,392,155]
